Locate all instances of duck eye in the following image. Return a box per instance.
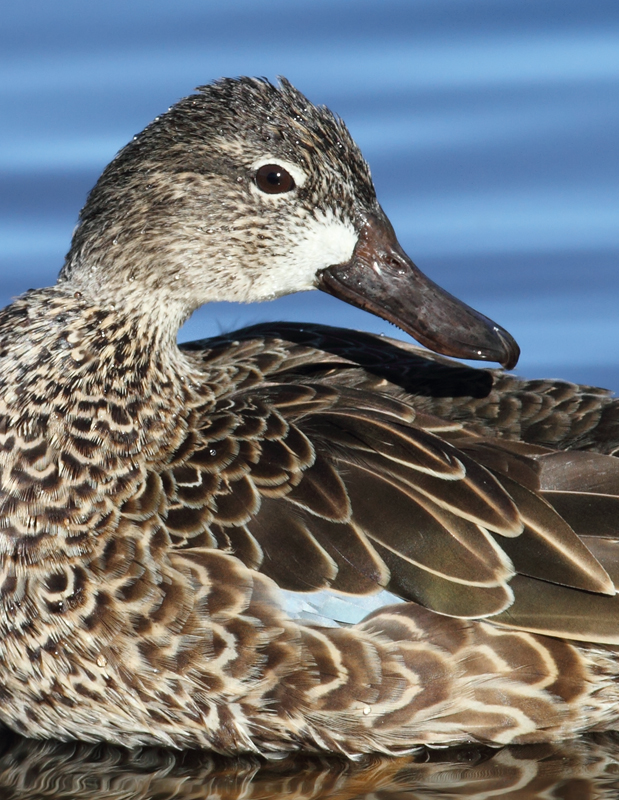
[255,164,296,194]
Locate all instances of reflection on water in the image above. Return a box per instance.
[0,732,618,799]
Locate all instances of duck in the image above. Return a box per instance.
[1,76,619,758]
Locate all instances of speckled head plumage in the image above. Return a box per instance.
[185,76,376,208]
[58,77,518,367]
[103,76,374,199]
[59,78,376,325]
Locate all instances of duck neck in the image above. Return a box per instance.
[1,283,205,458]
[0,283,212,567]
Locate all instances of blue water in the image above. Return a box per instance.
[2,0,619,388]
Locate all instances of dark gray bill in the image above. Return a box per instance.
[318,212,520,370]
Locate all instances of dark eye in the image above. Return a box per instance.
[255,164,296,194]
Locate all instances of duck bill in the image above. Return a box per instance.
[318,212,520,370]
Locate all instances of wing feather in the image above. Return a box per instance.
[544,491,619,539]
[493,574,619,644]
[176,330,619,644]
[342,462,514,588]
[490,475,614,595]
[246,498,338,591]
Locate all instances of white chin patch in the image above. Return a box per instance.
[300,210,357,274]
[255,210,357,300]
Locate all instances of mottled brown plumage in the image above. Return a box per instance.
[1,77,619,756]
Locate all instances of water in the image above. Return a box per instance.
[0,731,618,798]
[1,1,619,794]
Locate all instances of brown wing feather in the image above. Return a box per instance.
[341,462,514,588]
[544,491,619,538]
[179,330,619,645]
[493,475,613,594]
[538,450,619,492]
[493,574,619,644]
[247,499,338,592]
[201,322,619,452]
[580,536,619,585]
[371,538,515,618]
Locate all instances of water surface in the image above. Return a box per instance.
[1,731,619,799]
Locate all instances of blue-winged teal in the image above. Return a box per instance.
[1,78,618,756]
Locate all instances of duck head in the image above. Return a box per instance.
[59,77,519,369]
